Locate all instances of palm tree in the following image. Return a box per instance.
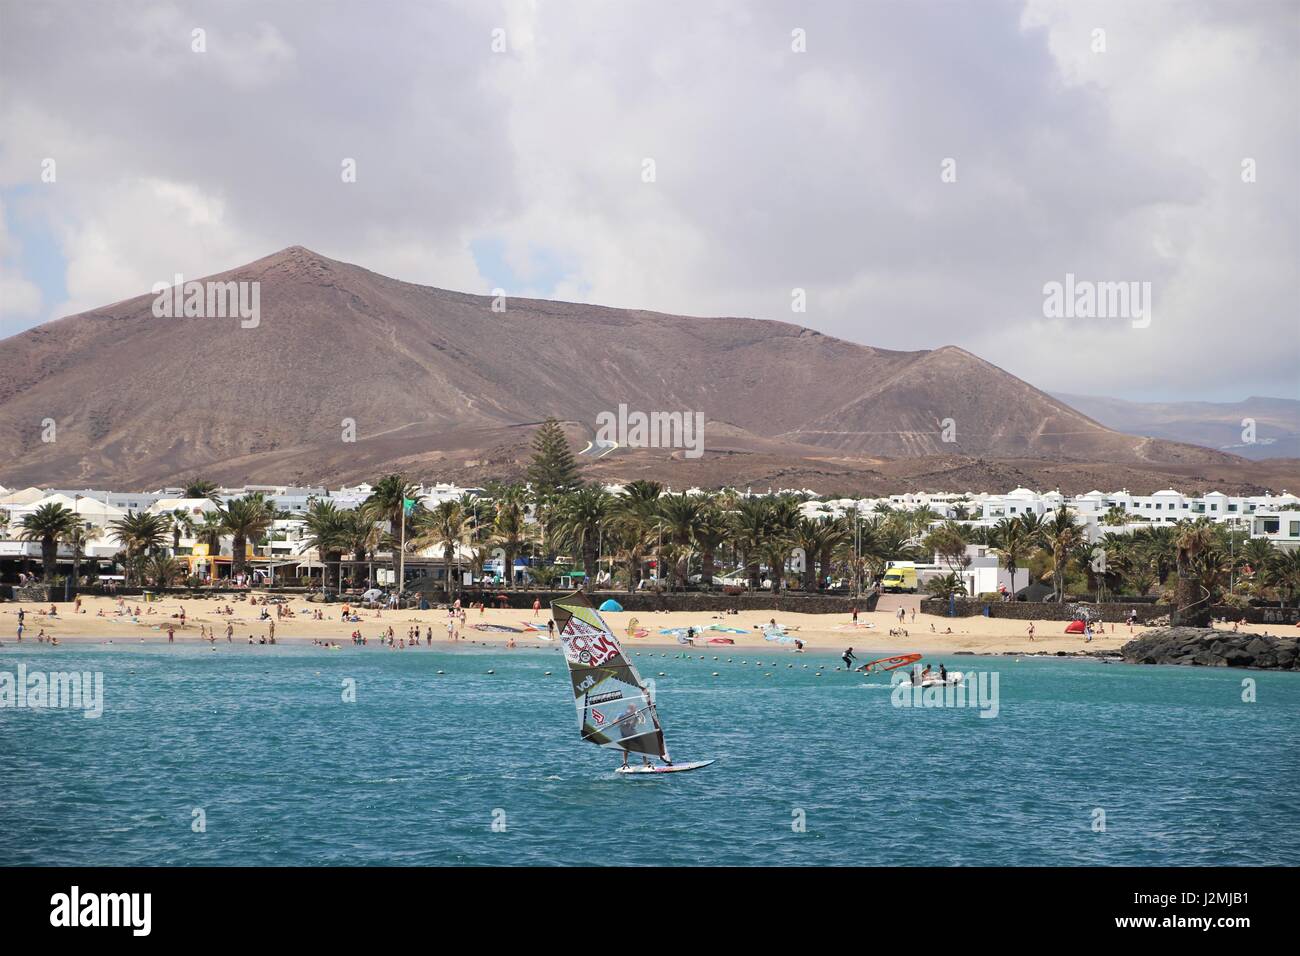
[1237,538,1274,581]
[909,506,940,538]
[795,518,829,592]
[168,509,195,554]
[819,517,852,592]
[990,516,1033,597]
[65,522,100,590]
[18,503,78,582]
[608,480,662,592]
[1040,508,1082,602]
[183,479,220,500]
[925,572,967,600]
[762,497,801,592]
[490,492,529,589]
[1134,525,1178,585]
[1172,518,1218,622]
[362,474,419,543]
[1016,511,1046,541]
[552,485,613,591]
[1265,548,1300,605]
[146,554,185,587]
[657,493,706,589]
[731,498,772,590]
[341,508,380,586]
[108,511,171,585]
[693,503,730,589]
[413,499,469,599]
[303,500,350,590]
[219,494,276,580]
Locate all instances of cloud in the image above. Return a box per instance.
[0,198,45,334]
[0,0,1295,401]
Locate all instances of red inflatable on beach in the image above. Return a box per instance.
[1065,620,1086,634]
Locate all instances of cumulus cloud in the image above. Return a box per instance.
[0,0,1295,400]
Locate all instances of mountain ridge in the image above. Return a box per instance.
[0,245,1282,493]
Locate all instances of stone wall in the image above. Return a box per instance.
[920,598,1171,623]
[7,584,60,602]
[1209,605,1300,626]
[457,589,880,614]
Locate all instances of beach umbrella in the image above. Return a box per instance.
[599,599,623,612]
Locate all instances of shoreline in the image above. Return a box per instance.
[4,592,1293,658]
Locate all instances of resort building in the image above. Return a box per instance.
[2,480,1297,586]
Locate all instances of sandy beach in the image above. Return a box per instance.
[3,592,1293,657]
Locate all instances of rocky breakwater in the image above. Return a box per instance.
[1121,627,1297,670]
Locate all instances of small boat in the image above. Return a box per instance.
[909,672,966,687]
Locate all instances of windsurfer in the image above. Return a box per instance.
[842,647,857,670]
[616,700,654,769]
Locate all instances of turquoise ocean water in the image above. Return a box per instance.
[2,642,1297,866]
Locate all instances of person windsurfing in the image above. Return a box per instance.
[616,701,645,769]
[842,647,857,670]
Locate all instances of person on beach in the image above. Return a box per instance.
[167,625,175,643]
[1027,621,1035,642]
[851,606,859,622]
[547,619,555,640]
[842,647,857,670]
[532,598,541,618]
[897,607,906,625]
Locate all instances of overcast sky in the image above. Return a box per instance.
[1,0,1296,402]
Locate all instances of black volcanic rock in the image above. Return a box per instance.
[1121,627,1298,670]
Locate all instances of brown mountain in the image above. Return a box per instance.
[0,246,1285,493]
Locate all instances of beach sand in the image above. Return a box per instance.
[3,592,1292,658]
